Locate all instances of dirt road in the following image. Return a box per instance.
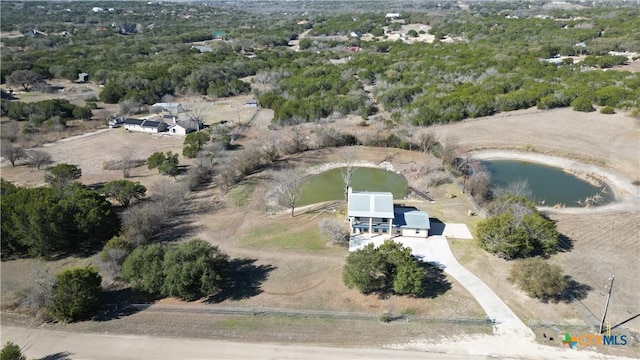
[1,325,481,360]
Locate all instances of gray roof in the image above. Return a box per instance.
[123,118,165,129]
[393,208,430,230]
[348,191,394,219]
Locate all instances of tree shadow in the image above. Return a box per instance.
[93,287,146,322]
[206,258,276,303]
[556,233,574,252]
[417,262,452,298]
[554,275,592,302]
[39,352,73,360]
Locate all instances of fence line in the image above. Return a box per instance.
[131,304,492,325]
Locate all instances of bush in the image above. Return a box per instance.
[508,257,566,302]
[570,97,594,112]
[1,342,26,360]
[318,218,349,246]
[49,266,102,322]
[600,106,615,114]
[121,244,166,295]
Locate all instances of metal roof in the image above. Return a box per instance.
[347,191,394,219]
[393,208,430,230]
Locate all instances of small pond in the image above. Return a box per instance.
[482,160,614,207]
[299,167,408,206]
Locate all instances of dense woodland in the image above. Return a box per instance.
[1,1,639,127]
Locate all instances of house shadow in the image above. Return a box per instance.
[429,218,446,236]
[39,352,73,360]
[417,262,452,298]
[206,258,275,303]
[93,287,145,322]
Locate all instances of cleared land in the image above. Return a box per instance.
[1,89,639,356]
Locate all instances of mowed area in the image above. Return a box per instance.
[1,91,639,352]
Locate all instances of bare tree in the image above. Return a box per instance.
[286,125,308,154]
[184,99,209,131]
[274,170,303,217]
[417,131,439,153]
[217,156,238,193]
[236,142,263,176]
[492,179,533,200]
[262,134,281,163]
[466,162,492,203]
[3,120,20,142]
[121,150,134,178]
[339,146,358,200]
[21,265,54,318]
[1,142,25,166]
[26,150,53,170]
[151,178,188,217]
[441,136,461,169]
[318,218,349,246]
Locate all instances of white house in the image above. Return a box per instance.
[123,118,168,133]
[347,188,430,238]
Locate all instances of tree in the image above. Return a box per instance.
[1,342,26,360]
[0,142,25,167]
[49,266,102,322]
[342,243,386,293]
[26,150,52,170]
[121,244,166,295]
[161,240,229,301]
[508,257,567,302]
[147,151,179,177]
[343,240,426,296]
[477,196,559,259]
[339,146,358,200]
[102,180,146,207]
[72,106,93,120]
[45,163,82,189]
[6,70,43,92]
[318,218,349,246]
[182,131,210,158]
[274,170,303,217]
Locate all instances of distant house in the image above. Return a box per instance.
[212,30,226,39]
[385,13,401,19]
[78,72,89,83]
[151,102,184,114]
[123,118,168,133]
[245,99,259,108]
[347,188,430,238]
[164,115,200,135]
[191,45,213,53]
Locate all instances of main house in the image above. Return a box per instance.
[347,188,430,238]
[123,118,168,133]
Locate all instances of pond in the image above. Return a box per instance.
[482,160,614,207]
[299,167,408,206]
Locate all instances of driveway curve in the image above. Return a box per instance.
[382,236,533,338]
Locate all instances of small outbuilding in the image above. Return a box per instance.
[78,72,89,83]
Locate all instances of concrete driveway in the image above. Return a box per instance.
[400,236,533,337]
[350,232,533,338]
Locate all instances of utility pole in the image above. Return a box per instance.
[599,276,615,334]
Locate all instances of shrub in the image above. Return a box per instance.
[49,266,102,322]
[508,257,566,302]
[570,97,594,112]
[318,218,349,246]
[1,342,26,360]
[600,106,615,114]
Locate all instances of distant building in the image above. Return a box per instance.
[78,72,89,83]
[191,45,212,53]
[245,99,259,108]
[385,13,401,19]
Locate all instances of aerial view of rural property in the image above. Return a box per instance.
[1,0,639,358]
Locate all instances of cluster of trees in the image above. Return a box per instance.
[147,151,179,177]
[343,241,427,296]
[121,239,229,301]
[477,195,559,259]
[1,97,93,131]
[1,178,119,259]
